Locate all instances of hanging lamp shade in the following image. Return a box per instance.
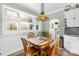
[36,3,48,21]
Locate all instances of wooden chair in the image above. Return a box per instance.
[28,32,35,38]
[50,37,61,56]
[21,38,39,56]
[21,38,28,56]
[42,33,54,56]
[37,40,54,56]
[37,33,54,56]
[28,46,39,56]
[44,32,52,41]
[41,45,54,56]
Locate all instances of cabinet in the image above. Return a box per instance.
[64,8,79,27]
[64,35,79,55]
[64,7,79,55]
[64,10,74,27]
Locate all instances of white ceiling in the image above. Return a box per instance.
[19,3,76,15]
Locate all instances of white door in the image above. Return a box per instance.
[49,19,60,39]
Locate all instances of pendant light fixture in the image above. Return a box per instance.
[36,3,49,21]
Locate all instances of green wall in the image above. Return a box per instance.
[41,21,49,32]
[48,11,65,36]
[40,11,65,36]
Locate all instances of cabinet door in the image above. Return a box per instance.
[74,9,79,19]
[73,9,79,27]
[66,9,79,27]
[0,40,1,55]
[64,10,74,19]
[64,9,79,27]
[70,37,79,54]
[64,35,71,51]
[67,18,74,27]
[74,19,79,27]
[66,10,75,27]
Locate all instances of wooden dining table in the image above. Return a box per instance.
[25,35,60,56]
[26,37,53,47]
[26,37,54,56]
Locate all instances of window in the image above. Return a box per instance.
[2,5,41,35]
[29,24,34,30]
[19,12,31,32]
[6,21,17,31]
[36,25,39,30]
[2,5,34,34]
[2,8,18,34]
[20,22,29,32]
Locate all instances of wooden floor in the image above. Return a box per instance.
[9,48,79,56]
[60,48,79,56]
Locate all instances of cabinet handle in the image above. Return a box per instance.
[73,17,76,19]
[68,42,70,44]
[0,53,1,55]
[76,38,79,40]
[0,42,1,44]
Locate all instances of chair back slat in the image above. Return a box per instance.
[28,32,35,38]
[21,38,28,55]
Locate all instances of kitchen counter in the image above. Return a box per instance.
[65,34,79,37]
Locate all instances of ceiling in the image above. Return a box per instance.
[19,3,76,16]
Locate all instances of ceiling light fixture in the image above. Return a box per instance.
[36,3,49,21]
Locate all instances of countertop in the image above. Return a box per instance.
[64,34,79,37]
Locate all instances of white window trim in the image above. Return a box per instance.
[2,5,41,35]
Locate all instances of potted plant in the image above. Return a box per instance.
[36,31,49,37]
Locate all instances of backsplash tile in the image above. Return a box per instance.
[65,27,79,36]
